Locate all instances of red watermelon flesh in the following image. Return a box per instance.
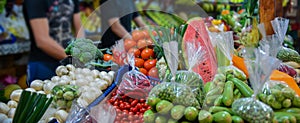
[182,17,217,83]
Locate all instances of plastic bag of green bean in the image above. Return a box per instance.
[232,47,281,123]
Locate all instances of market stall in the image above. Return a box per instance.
[1,0,300,123]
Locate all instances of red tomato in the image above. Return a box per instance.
[103,54,113,61]
[132,30,144,41]
[139,68,148,75]
[128,47,141,57]
[137,39,148,49]
[114,101,119,106]
[144,59,157,70]
[148,67,159,78]
[132,107,138,113]
[131,100,138,107]
[124,39,137,51]
[146,39,154,45]
[142,30,150,39]
[134,58,144,68]
[139,99,146,103]
[141,48,154,60]
[136,103,142,109]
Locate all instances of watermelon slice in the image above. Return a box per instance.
[182,17,217,83]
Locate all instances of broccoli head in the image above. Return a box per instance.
[65,38,103,64]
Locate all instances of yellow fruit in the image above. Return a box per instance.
[4,84,21,100]
[17,75,28,89]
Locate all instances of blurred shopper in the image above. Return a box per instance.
[23,0,84,85]
[99,0,147,48]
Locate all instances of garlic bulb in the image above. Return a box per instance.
[51,76,60,83]
[7,108,15,118]
[25,88,36,92]
[10,89,23,102]
[7,101,17,108]
[54,110,68,122]
[66,64,76,72]
[56,66,69,76]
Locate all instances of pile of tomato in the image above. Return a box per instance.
[125,29,159,78]
[108,91,151,123]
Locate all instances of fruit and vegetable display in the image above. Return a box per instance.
[2,5,300,122]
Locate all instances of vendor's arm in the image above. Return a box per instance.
[30,19,68,60]
[133,16,147,28]
[109,17,132,39]
[73,0,85,38]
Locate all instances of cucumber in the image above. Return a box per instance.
[156,100,174,114]
[184,107,199,121]
[171,105,185,120]
[208,106,234,115]
[212,111,232,123]
[155,115,167,123]
[275,112,300,122]
[214,95,223,106]
[204,82,213,94]
[232,115,244,123]
[222,81,234,106]
[227,75,253,97]
[279,108,300,113]
[275,112,297,123]
[144,110,156,123]
[198,110,213,123]
[282,99,292,108]
[167,118,178,123]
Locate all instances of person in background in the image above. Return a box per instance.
[99,0,147,49]
[23,0,84,86]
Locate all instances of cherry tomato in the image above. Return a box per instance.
[109,98,115,103]
[139,99,146,103]
[114,101,119,106]
[124,39,137,51]
[141,48,154,60]
[139,68,148,75]
[132,30,144,41]
[120,103,125,109]
[128,47,141,57]
[132,107,138,113]
[103,54,113,61]
[137,39,148,49]
[136,103,142,109]
[140,108,146,113]
[134,58,144,68]
[148,67,159,78]
[142,30,150,39]
[131,100,138,107]
[144,59,157,70]
[129,98,133,102]
[129,111,134,115]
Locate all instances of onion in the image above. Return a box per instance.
[102,75,113,85]
[60,75,71,82]
[0,113,8,123]
[54,110,68,122]
[91,70,100,78]
[108,71,115,79]
[7,101,17,108]
[75,68,83,74]
[2,118,12,123]
[75,79,88,86]
[95,80,108,90]
[43,82,56,94]
[75,74,84,80]
[0,102,10,114]
[85,76,94,82]
[99,71,108,79]
[66,64,76,71]
[51,76,60,83]
[7,108,15,118]
[57,79,68,85]
[30,80,44,91]
[25,88,36,92]
[10,89,23,102]
[56,66,69,76]
[68,71,76,80]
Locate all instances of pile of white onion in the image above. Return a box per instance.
[1,64,115,123]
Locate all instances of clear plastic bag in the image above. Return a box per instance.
[259,80,300,110]
[202,31,246,110]
[231,47,281,123]
[66,99,116,123]
[148,41,200,108]
[116,53,153,99]
[164,41,205,106]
